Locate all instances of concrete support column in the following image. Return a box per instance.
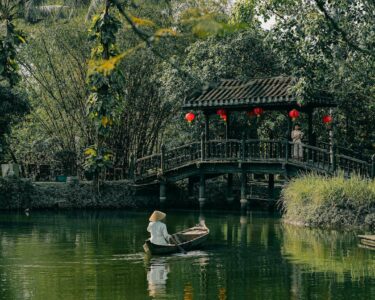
[159,181,166,205]
[268,174,275,200]
[240,172,247,210]
[199,174,206,209]
[226,174,234,202]
[188,177,195,201]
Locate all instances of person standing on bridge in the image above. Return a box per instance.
[291,124,304,160]
[147,211,172,245]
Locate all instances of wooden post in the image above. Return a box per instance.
[225,111,230,140]
[240,172,247,210]
[241,135,245,161]
[200,132,205,161]
[307,109,313,145]
[268,174,275,200]
[332,144,337,173]
[285,139,289,162]
[204,112,209,141]
[160,144,165,174]
[199,174,206,209]
[307,109,313,160]
[226,174,234,202]
[159,181,166,205]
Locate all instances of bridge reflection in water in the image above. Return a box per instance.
[134,138,374,208]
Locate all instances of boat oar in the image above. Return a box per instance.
[171,235,187,254]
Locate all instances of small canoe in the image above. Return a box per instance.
[143,224,209,255]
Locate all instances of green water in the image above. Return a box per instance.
[0,210,374,300]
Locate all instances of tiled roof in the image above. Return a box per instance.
[183,76,335,110]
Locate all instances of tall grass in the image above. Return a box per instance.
[281,173,375,228]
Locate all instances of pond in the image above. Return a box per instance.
[0,210,374,299]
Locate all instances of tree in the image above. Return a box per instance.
[0,0,28,162]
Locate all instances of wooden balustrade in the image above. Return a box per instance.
[134,139,373,180]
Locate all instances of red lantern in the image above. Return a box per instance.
[185,112,195,123]
[221,114,227,122]
[289,109,300,121]
[322,115,332,124]
[247,110,256,117]
[217,109,226,116]
[253,107,264,117]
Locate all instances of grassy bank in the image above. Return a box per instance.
[281,173,375,228]
[0,177,159,210]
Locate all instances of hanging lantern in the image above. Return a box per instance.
[217,109,226,116]
[322,115,332,124]
[253,107,264,117]
[185,112,195,123]
[289,109,300,121]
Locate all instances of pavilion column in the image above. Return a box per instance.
[307,109,314,146]
[240,172,247,210]
[225,111,230,140]
[199,174,206,209]
[204,111,210,141]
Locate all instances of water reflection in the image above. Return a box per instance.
[146,257,170,298]
[0,211,374,300]
[281,224,375,281]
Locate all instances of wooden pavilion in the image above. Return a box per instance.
[183,75,336,145]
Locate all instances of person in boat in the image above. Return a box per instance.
[147,210,172,245]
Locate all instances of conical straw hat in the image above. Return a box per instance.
[149,210,166,222]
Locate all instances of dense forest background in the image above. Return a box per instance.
[0,0,374,178]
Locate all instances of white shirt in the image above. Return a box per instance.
[147,221,171,245]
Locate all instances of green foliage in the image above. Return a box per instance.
[0,0,29,161]
[84,1,123,179]
[281,173,375,228]
[0,176,34,209]
[260,0,375,154]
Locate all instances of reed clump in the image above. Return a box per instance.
[281,173,375,228]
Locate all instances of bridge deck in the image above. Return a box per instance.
[134,139,374,184]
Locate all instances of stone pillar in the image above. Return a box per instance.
[199,174,206,209]
[159,181,166,205]
[226,174,234,202]
[240,172,247,210]
[268,174,275,200]
[188,177,195,201]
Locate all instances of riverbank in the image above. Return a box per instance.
[0,176,281,210]
[0,176,161,210]
[281,173,375,229]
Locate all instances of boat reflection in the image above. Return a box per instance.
[146,257,170,298]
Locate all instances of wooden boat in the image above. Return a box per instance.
[143,224,209,255]
[358,235,375,249]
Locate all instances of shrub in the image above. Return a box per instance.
[0,176,35,209]
[281,173,375,228]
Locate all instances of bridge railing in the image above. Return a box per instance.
[244,140,285,160]
[288,142,332,172]
[135,154,161,178]
[164,142,201,170]
[134,139,374,180]
[336,154,372,177]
